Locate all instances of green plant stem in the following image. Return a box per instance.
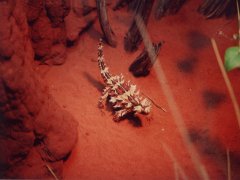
[236,0,240,51]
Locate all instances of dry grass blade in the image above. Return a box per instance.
[174,162,180,180]
[162,143,188,180]
[134,14,209,180]
[45,163,59,180]
[211,38,240,129]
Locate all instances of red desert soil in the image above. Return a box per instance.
[35,1,240,179]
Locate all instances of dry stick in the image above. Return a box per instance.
[162,143,188,180]
[134,14,209,180]
[96,0,117,47]
[226,148,231,180]
[211,38,240,129]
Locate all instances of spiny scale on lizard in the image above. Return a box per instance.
[97,39,151,121]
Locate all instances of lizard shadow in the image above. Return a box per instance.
[83,72,104,92]
[113,111,142,127]
[83,72,142,127]
[125,113,142,127]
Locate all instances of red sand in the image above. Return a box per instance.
[36,1,240,179]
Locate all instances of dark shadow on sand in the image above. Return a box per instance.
[83,71,104,92]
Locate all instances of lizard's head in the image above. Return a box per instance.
[133,98,151,115]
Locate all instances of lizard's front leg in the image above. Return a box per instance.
[113,109,131,122]
[98,86,111,108]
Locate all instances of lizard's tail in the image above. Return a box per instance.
[98,39,106,71]
[97,39,111,82]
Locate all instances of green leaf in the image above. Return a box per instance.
[224,46,240,71]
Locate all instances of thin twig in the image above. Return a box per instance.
[36,142,59,180]
[211,38,240,129]
[142,92,167,112]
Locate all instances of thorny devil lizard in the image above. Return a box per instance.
[97,39,151,121]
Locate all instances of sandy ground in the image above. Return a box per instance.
[35,1,240,179]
